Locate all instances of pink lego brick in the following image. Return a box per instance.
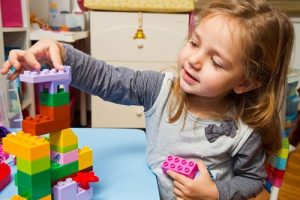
[51,149,78,165]
[161,156,198,179]
[19,66,71,84]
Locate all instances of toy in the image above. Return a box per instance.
[2,66,99,199]
[161,156,198,179]
[0,162,11,191]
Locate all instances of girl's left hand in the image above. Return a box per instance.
[167,160,218,200]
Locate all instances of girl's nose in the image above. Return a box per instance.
[188,51,203,70]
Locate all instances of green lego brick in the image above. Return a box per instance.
[15,169,51,188]
[18,184,51,200]
[50,143,78,153]
[40,91,69,107]
[51,161,78,182]
[17,156,50,175]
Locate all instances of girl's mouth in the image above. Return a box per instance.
[183,69,199,84]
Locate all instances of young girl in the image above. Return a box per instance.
[1,0,294,199]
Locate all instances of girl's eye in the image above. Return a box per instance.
[211,57,223,69]
[188,40,198,48]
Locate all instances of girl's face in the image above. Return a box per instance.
[178,15,247,101]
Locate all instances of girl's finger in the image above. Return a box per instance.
[23,51,41,71]
[174,180,186,192]
[49,43,64,70]
[174,187,185,198]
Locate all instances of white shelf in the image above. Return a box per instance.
[30,29,89,43]
[288,68,300,83]
[2,27,27,33]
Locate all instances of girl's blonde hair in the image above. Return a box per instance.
[168,0,294,154]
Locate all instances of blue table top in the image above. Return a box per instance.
[0,128,160,200]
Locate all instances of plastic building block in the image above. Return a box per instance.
[10,195,27,200]
[38,79,71,94]
[39,194,52,200]
[2,132,50,161]
[73,171,99,190]
[0,143,10,163]
[161,156,198,179]
[18,183,51,200]
[49,128,78,148]
[52,178,77,200]
[40,104,70,120]
[15,169,51,188]
[0,125,10,142]
[51,143,78,154]
[51,161,78,182]
[0,162,11,191]
[78,146,92,171]
[22,115,70,136]
[17,156,50,175]
[40,91,70,107]
[19,66,71,84]
[51,149,78,165]
[77,187,93,200]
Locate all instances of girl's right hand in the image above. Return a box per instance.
[0,39,65,80]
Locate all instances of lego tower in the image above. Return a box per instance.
[3,66,97,200]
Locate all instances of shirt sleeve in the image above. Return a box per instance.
[63,43,165,111]
[215,131,266,200]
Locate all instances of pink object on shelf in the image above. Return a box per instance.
[161,156,198,179]
[0,0,23,27]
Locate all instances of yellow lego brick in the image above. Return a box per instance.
[3,132,50,161]
[10,194,27,200]
[39,194,51,200]
[78,146,93,170]
[49,128,78,148]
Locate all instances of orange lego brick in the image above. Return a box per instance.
[3,132,50,161]
[10,194,27,200]
[22,115,70,136]
[40,105,70,120]
[39,194,52,200]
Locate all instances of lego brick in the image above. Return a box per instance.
[22,115,70,136]
[39,194,52,200]
[0,162,11,191]
[49,128,78,148]
[17,156,50,175]
[10,195,27,200]
[40,91,70,107]
[79,166,93,173]
[52,178,78,200]
[50,143,78,153]
[2,132,50,161]
[51,149,78,165]
[38,79,70,94]
[51,161,78,182]
[161,156,198,179]
[73,171,99,190]
[19,66,71,84]
[78,146,93,171]
[77,187,93,200]
[40,104,70,120]
[15,169,51,188]
[18,183,51,200]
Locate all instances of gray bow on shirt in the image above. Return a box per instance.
[205,120,238,143]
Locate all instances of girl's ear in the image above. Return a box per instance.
[233,79,261,94]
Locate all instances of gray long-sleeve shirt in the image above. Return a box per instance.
[63,43,266,200]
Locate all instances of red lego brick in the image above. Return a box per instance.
[40,105,70,120]
[22,114,70,135]
[72,171,99,190]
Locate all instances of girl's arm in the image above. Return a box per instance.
[215,132,266,200]
[63,43,164,111]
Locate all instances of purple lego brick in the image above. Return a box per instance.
[38,79,70,94]
[52,177,77,200]
[19,65,71,84]
[77,187,93,200]
[161,156,198,179]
